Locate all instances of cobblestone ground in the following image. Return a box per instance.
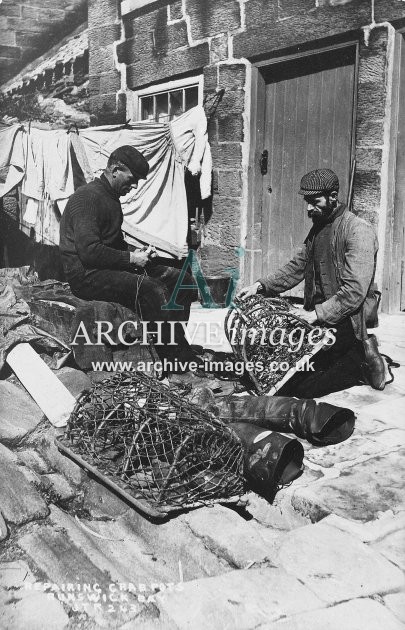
[0,312,404,629]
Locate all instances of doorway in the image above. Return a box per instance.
[254,47,357,293]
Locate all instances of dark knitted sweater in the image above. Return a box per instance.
[59,175,131,281]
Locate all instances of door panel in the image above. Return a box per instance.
[260,48,356,292]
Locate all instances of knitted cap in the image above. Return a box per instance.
[109,145,149,179]
[298,169,339,196]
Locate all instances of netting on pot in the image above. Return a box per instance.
[60,372,246,515]
[225,295,328,395]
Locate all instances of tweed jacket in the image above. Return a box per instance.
[258,206,378,341]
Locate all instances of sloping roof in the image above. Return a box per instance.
[1,23,88,94]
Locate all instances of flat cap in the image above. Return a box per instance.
[109,145,149,179]
[298,169,339,196]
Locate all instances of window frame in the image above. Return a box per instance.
[128,75,204,122]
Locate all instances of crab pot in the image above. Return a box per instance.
[230,422,304,502]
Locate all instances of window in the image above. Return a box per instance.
[129,76,203,122]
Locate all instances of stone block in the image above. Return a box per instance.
[293,450,405,522]
[218,64,246,91]
[358,52,386,85]
[203,64,218,91]
[186,0,241,40]
[184,504,281,568]
[217,170,243,198]
[217,88,245,114]
[0,443,49,526]
[54,367,91,400]
[88,23,121,48]
[158,567,325,628]
[21,6,65,21]
[234,1,371,59]
[0,43,19,58]
[89,44,115,75]
[90,94,125,123]
[210,34,228,64]
[210,142,242,169]
[372,529,405,571]
[169,1,183,21]
[220,224,241,247]
[218,115,244,142]
[356,118,384,146]
[99,71,122,95]
[274,522,405,604]
[271,597,404,630]
[153,21,189,53]
[357,82,387,120]
[322,510,405,544]
[244,0,278,29]
[200,244,238,276]
[89,0,118,29]
[126,43,209,90]
[0,3,21,17]
[355,148,383,172]
[0,381,43,445]
[278,0,315,19]
[37,433,83,485]
[82,478,131,519]
[88,74,101,96]
[384,593,405,625]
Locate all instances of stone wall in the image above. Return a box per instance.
[0,0,87,84]
[88,0,405,286]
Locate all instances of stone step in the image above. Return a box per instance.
[272,521,405,605]
[156,566,325,629]
[184,504,282,568]
[270,598,405,630]
[291,449,405,522]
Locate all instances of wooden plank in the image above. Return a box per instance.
[6,343,76,428]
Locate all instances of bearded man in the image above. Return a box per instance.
[238,168,386,397]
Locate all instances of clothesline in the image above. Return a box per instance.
[0,106,212,257]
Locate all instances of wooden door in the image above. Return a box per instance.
[392,35,405,311]
[259,48,356,291]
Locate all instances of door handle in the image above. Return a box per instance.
[260,150,268,175]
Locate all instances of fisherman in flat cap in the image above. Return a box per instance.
[60,145,197,365]
[238,168,386,396]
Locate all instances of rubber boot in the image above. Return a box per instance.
[229,422,304,502]
[217,396,355,446]
[362,334,386,391]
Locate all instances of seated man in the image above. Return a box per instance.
[238,168,386,398]
[59,145,197,362]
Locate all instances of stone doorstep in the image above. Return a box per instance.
[272,522,405,606]
[269,597,405,630]
[157,566,325,629]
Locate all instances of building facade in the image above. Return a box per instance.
[87,0,405,312]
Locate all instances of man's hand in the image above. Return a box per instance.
[291,308,318,326]
[237,281,262,300]
[177,244,189,259]
[129,245,157,267]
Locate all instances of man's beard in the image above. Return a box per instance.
[309,199,337,223]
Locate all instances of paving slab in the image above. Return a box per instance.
[0,443,49,526]
[270,597,405,630]
[82,477,131,519]
[184,504,282,568]
[0,381,43,445]
[292,450,405,522]
[360,396,405,429]
[273,522,405,604]
[304,434,384,469]
[0,587,70,630]
[384,593,405,625]
[244,492,310,531]
[17,521,145,628]
[35,431,83,485]
[372,529,405,571]
[157,567,325,629]
[17,448,50,474]
[322,510,405,543]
